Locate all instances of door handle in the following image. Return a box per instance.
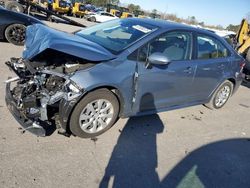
[202,67,211,71]
[183,67,192,74]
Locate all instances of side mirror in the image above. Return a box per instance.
[148,53,171,65]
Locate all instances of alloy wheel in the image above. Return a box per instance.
[214,85,231,108]
[79,99,114,134]
[5,24,26,45]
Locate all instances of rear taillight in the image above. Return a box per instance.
[240,61,246,72]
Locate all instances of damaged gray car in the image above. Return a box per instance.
[5,18,244,138]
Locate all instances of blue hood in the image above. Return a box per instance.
[23,24,116,61]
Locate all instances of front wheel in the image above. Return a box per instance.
[204,80,233,109]
[4,24,26,45]
[70,89,119,138]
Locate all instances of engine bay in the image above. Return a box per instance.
[5,57,91,136]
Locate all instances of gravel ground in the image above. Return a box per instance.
[0,17,250,188]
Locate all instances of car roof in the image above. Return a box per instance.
[129,18,220,37]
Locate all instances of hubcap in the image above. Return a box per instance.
[79,99,114,134]
[215,85,231,107]
[7,25,26,45]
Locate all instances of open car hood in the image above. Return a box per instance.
[23,24,116,61]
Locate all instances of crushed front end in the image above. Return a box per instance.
[5,58,85,136]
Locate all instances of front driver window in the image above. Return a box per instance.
[138,31,192,62]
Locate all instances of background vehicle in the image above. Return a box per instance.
[87,11,118,23]
[106,4,133,18]
[1,0,86,27]
[84,3,96,14]
[71,0,85,17]
[0,0,25,13]
[0,5,44,45]
[52,0,69,14]
[5,19,245,139]
[235,19,250,80]
[119,7,133,18]
[1,0,69,14]
[236,19,250,60]
[106,3,120,17]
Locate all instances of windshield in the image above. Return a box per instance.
[76,19,158,54]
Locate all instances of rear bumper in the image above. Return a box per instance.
[243,63,250,80]
[232,72,245,94]
[5,81,48,136]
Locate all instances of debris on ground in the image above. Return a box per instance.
[91,137,98,143]
[239,104,250,108]
[194,117,202,121]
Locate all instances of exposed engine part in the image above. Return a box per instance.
[6,58,85,132]
[22,95,37,108]
[45,76,65,91]
[5,77,19,83]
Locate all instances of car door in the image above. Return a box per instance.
[132,31,197,114]
[191,34,231,102]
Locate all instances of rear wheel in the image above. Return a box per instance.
[90,16,96,22]
[205,80,233,109]
[4,24,26,45]
[69,89,119,138]
[5,1,24,13]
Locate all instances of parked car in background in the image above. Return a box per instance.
[5,18,245,138]
[0,5,44,45]
[86,11,118,22]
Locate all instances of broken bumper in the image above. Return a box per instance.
[5,81,47,137]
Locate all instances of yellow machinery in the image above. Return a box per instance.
[52,0,69,14]
[120,12,133,18]
[71,0,85,17]
[106,4,135,18]
[235,19,250,80]
[120,7,133,18]
[236,19,250,62]
[107,4,121,17]
[110,9,121,17]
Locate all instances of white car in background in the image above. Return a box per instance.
[86,11,118,23]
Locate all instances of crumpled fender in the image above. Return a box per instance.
[23,24,116,61]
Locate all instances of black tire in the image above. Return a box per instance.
[246,48,250,63]
[5,1,24,13]
[4,24,26,45]
[90,16,96,22]
[204,80,233,110]
[70,89,119,138]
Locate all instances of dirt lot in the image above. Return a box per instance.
[0,18,250,188]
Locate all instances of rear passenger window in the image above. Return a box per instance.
[197,35,229,59]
